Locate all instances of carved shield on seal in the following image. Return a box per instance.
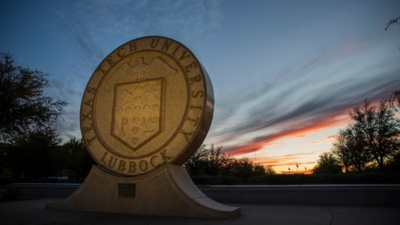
[107,57,177,151]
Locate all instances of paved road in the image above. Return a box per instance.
[0,198,399,225]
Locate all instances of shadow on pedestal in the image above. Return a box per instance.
[46,164,240,218]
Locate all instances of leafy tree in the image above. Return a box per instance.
[205,144,238,176]
[313,152,342,174]
[64,138,97,180]
[206,144,224,176]
[385,16,400,51]
[231,157,254,181]
[0,145,7,175]
[386,152,400,173]
[185,144,235,176]
[264,165,277,175]
[185,144,209,176]
[185,144,270,181]
[349,99,400,172]
[344,126,371,173]
[332,129,352,173]
[385,16,400,31]
[363,163,380,173]
[350,130,370,172]
[5,127,67,181]
[389,89,400,111]
[218,150,235,176]
[0,53,67,141]
[253,164,267,176]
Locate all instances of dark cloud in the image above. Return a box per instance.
[217,66,400,155]
[210,28,400,146]
[221,68,399,138]
[45,0,226,142]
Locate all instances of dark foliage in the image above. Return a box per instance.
[0,146,6,175]
[313,152,343,174]
[5,127,68,181]
[184,144,269,182]
[332,99,400,173]
[389,89,400,111]
[63,138,97,180]
[333,127,372,173]
[4,135,96,181]
[0,53,67,141]
[264,165,277,175]
[349,99,400,172]
[385,16,400,31]
[332,129,352,173]
[385,152,400,173]
[185,144,209,176]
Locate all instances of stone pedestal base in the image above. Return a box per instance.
[46,165,240,218]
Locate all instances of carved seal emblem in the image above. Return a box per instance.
[80,36,214,176]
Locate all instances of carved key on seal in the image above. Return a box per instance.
[119,117,128,137]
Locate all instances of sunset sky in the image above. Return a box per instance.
[1,0,399,173]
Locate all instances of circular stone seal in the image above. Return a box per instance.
[80,36,214,176]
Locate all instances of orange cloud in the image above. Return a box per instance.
[223,109,349,156]
[254,151,324,168]
[301,141,317,145]
[257,159,282,164]
[281,169,314,175]
[262,161,316,167]
[283,151,322,157]
[254,151,328,174]
[219,92,390,158]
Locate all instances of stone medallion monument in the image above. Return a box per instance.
[46,36,240,218]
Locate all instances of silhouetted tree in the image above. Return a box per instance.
[264,165,277,175]
[0,145,6,175]
[345,126,371,173]
[64,138,96,180]
[231,157,254,181]
[0,53,67,141]
[349,99,400,172]
[385,16,400,51]
[218,150,235,176]
[185,145,268,181]
[253,163,267,176]
[6,127,67,181]
[332,129,352,173]
[184,144,208,176]
[386,152,400,173]
[385,16,400,31]
[389,89,400,111]
[313,152,342,174]
[206,144,224,176]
